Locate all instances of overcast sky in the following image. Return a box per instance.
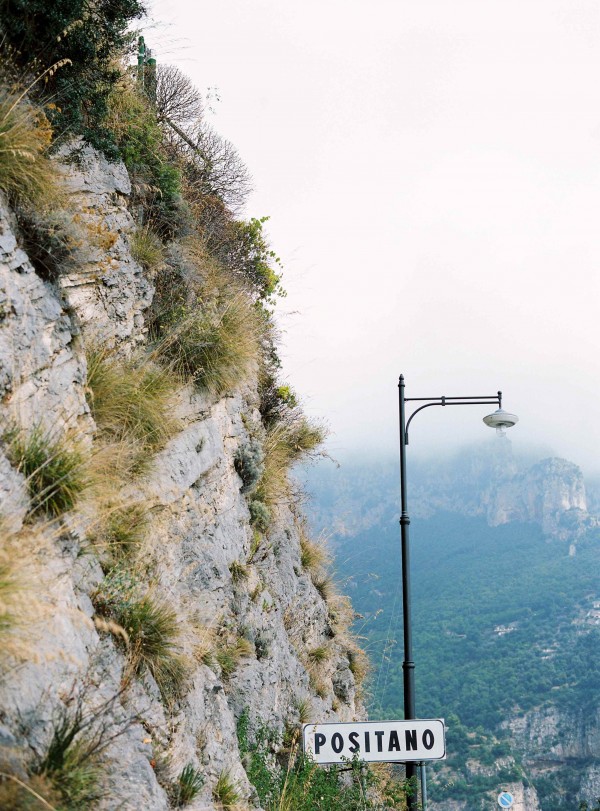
[147,0,600,475]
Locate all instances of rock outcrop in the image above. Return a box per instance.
[0,149,362,809]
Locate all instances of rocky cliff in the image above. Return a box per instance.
[0,148,364,809]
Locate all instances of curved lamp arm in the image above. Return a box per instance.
[403,393,502,444]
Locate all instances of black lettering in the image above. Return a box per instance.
[315,733,326,754]
[332,733,344,754]
[422,729,434,750]
[388,730,401,752]
[405,729,417,751]
[374,730,385,752]
[364,732,370,752]
[348,731,360,753]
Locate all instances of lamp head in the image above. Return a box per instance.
[483,408,519,437]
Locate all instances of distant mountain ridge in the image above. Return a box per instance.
[302,442,600,809]
[304,438,598,542]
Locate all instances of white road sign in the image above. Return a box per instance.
[302,719,446,765]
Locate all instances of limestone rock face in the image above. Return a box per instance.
[57,142,153,352]
[0,149,361,810]
[0,192,89,436]
[486,457,588,535]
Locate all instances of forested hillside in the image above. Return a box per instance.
[305,451,600,810]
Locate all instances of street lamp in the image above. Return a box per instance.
[398,375,518,810]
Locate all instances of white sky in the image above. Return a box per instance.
[146,0,600,475]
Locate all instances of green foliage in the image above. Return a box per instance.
[220,217,284,303]
[94,570,187,701]
[0,0,145,153]
[313,457,600,807]
[236,709,408,810]
[171,764,204,807]
[3,424,86,518]
[234,438,265,494]
[150,249,261,395]
[249,498,271,532]
[106,80,184,234]
[213,771,240,809]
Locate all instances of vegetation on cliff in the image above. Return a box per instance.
[0,1,406,808]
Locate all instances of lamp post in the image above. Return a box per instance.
[398,375,518,810]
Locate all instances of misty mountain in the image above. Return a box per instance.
[302,442,600,810]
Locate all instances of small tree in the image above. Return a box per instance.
[154,64,203,127]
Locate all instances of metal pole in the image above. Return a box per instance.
[399,375,418,810]
[421,762,428,810]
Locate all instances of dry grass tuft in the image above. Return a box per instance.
[86,345,181,477]
[0,85,62,210]
[2,424,87,520]
[130,225,165,273]
[299,532,331,576]
[255,419,326,509]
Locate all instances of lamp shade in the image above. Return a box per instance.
[483,408,519,431]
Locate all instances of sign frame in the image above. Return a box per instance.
[302,718,446,765]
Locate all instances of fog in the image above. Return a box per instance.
[148,0,600,474]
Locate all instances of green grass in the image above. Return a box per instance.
[308,646,328,664]
[172,764,204,807]
[3,425,86,519]
[229,560,249,583]
[120,594,188,701]
[150,243,262,396]
[213,771,240,809]
[94,572,187,702]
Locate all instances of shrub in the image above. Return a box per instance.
[249,499,270,532]
[171,763,204,807]
[3,424,87,519]
[86,346,180,476]
[234,438,264,493]
[106,77,184,235]
[237,712,409,811]
[0,86,61,210]
[150,246,261,395]
[213,771,240,809]
[0,0,145,153]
